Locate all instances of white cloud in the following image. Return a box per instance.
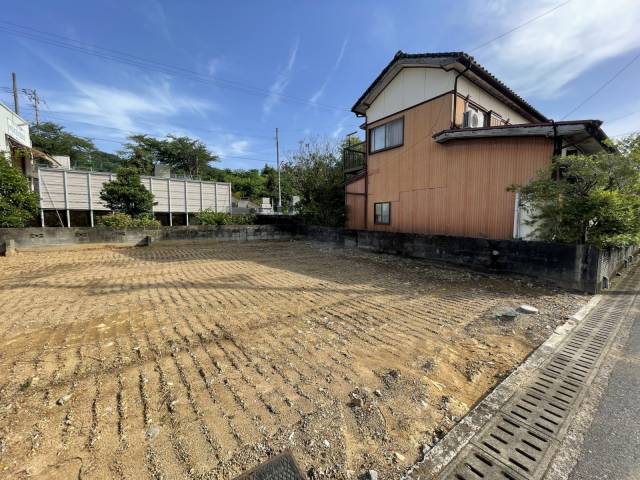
[310,37,349,105]
[331,115,350,139]
[470,0,640,97]
[262,39,299,115]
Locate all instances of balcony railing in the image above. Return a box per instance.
[343,142,366,173]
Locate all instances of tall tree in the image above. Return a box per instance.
[100,167,155,217]
[121,134,219,177]
[30,122,95,168]
[284,139,344,226]
[30,121,124,171]
[0,154,39,227]
[511,134,640,247]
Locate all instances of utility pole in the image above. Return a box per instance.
[23,89,41,125]
[275,127,282,212]
[11,72,19,115]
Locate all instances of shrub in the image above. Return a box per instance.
[194,210,257,226]
[229,213,257,225]
[0,155,39,227]
[195,209,230,225]
[100,167,155,217]
[97,212,161,229]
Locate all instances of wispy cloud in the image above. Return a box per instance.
[470,0,640,98]
[331,115,351,139]
[141,0,172,42]
[309,37,349,105]
[262,39,300,116]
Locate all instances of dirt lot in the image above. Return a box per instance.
[0,241,587,479]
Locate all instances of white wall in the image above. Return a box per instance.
[365,67,531,126]
[366,68,455,123]
[457,77,529,125]
[38,168,231,214]
[0,102,31,156]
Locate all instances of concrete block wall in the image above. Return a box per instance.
[0,225,300,250]
[303,227,632,293]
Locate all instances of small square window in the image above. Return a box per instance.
[374,202,390,225]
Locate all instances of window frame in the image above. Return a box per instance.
[373,202,391,225]
[368,117,404,154]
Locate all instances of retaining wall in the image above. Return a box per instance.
[0,225,299,249]
[1,225,635,293]
[303,227,636,293]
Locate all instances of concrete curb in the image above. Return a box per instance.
[403,294,603,479]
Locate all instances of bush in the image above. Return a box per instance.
[229,213,257,225]
[0,155,39,227]
[100,167,155,217]
[194,210,257,226]
[195,209,230,225]
[97,212,161,229]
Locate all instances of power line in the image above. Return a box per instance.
[562,50,640,119]
[0,21,350,113]
[469,0,571,52]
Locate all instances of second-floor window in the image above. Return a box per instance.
[370,118,403,153]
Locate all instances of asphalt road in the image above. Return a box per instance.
[569,300,640,480]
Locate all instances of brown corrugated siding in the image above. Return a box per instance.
[364,94,553,239]
[345,177,366,230]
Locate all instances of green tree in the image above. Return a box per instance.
[100,167,155,217]
[0,155,39,227]
[511,134,640,247]
[30,121,124,171]
[121,134,219,177]
[284,139,344,227]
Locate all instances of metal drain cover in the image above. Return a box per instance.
[233,451,306,480]
[438,444,526,479]
[472,413,557,478]
[501,390,573,438]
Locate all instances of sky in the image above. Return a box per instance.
[1,0,640,170]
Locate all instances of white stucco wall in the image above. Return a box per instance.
[0,102,31,157]
[366,68,455,123]
[456,77,529,125]
[365,67,532,125]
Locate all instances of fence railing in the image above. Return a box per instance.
[343,142,366,173]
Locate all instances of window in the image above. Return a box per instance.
[370,118,403,153]
[374,202,391,225]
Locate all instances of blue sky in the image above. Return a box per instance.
[1,0,640,170]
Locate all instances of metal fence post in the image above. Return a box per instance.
[167,178,172,226]
[63,170,71,228]
[87,172,94,227]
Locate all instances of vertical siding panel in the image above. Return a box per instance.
[364,93,553,239]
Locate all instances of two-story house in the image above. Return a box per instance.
[344,51,611,239]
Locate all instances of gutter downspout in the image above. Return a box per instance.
[451,60,471,129]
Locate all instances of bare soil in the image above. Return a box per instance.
[0,241,587,479]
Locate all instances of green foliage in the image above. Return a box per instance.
[194,210,257,226]
[97,212,161,229]
[511,134,640,248]
[100,167,155,217]
[121,134,218,177]
[30,122,124,171]
[195,209,230,225]
[0,155,39,227]
[283,139,345,227]
[229,213,257,225]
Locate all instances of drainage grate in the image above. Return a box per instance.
[472,413,557,478]
[438,444,527,480]
[501,390,572,438]
[527,371,583,406]
[233,451,306,480]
